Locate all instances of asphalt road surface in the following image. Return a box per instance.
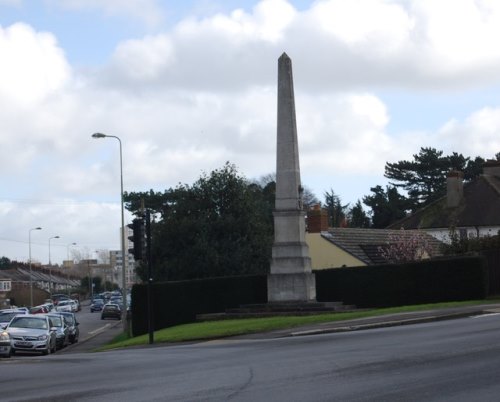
[2,312,500,401]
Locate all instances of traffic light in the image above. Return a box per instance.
[128,218,145,261]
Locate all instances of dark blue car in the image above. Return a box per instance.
[90,299,104,312]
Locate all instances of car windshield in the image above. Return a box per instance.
[59,301,70,306]
[62,315,74,325]
[10,317,47,330]
[50,316,63,327]
[0,312,18,322]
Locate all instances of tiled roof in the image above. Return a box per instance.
[321,228,443,265]
[388,174,500,230]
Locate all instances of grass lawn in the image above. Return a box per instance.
[97,299,499,351]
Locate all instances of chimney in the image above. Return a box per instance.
[483,160,500,177]
[307,204,328,233]
[447,170,464,208]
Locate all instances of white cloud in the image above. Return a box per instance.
[310,0,413,51]
[437,107,500,157]
[411,0,500,75]
[110,35,175,81]
[0,23,70,105]
[87,0,500,93]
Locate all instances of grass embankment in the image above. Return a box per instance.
[98,299,498,351]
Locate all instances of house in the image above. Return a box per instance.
[305,206,443,270]
[387,160,500,243]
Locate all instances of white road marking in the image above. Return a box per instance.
[472,313,500,319]
[88,323,112,335]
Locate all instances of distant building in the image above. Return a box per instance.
[305,205,443,270]
[110,225,138,288]
[388,161,500,242]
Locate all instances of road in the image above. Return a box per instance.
[1,311,500,401]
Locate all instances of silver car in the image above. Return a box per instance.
[6,314,57,355]
[0,309,27,329]
[55,300,73,313]
[0,329,11,357]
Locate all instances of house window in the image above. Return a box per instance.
[0,281,11,292]
[459,228,468,240]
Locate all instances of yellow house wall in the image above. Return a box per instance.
[306,233,367,270]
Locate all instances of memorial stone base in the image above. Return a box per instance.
[267,272,316,302]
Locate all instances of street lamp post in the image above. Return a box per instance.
[92,132,128,332]
[48,235,60,296]
[66,242,77,295]
[29,227,42,307]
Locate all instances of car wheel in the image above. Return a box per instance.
[10,349,15,356]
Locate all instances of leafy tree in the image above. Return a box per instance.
[80,276,102,294]
[254,173,318,210]
[384,147,486,210]
[0,256,11,270]
[125,162,274,281]
[384,147,449,209]
[302,186,320,210]
[347,200,370,228]
[324,189,349,227]
[363,185,409,228]
[379,230,432,263]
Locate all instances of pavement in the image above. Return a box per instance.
[62,302,500,352]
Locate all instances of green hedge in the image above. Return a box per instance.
[315,255,489,308]
[131,255,489,335]
[131,274,267,336]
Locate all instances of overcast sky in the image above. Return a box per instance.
[2,0,500,265]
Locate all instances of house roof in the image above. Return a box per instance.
[388,174,500,230]
[320,228,443,265]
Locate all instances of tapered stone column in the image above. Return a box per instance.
[268,53,316,302]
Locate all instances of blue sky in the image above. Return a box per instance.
[2,0,500,265]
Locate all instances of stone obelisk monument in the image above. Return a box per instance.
[268,53,316,302]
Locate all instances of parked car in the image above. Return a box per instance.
[5,314,57,355]
[90,299,105,312]
[70,300,79,312]
[72,299,81,312]
[47,314,70,350]
[109,296,122,305]
[29,305,49,314]
[0,309,27,329]
[101,303,121,320]
[0,329,11,357]
[55,300,73,312]
[51,294,70,306]
[58,312,79,344]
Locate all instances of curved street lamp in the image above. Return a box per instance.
[92,132,127,331]
[29,227,42,307]
[48,235,60,296]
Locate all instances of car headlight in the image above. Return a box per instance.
[0,331,10,341]
[37,334,48,341]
